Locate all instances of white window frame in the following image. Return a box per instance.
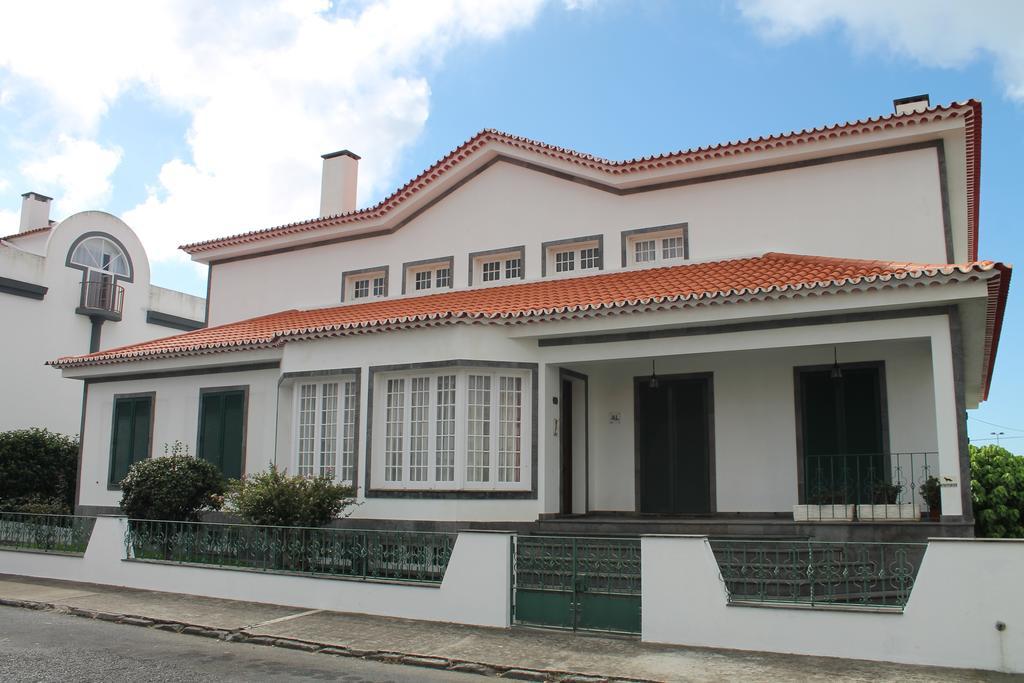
[624,226,687,267]
[407,261,453,293]
[344,270,387,302]
[546,239,602,277]
[371,367,531,491]
[471,248,524,287]
[291,377,358,484]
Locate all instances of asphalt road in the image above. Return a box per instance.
[0,606,477,682]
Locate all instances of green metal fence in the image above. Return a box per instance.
[0,512,96,555]
[125,519,457,584]
[802,451,939,520]
[514,535,641,634]
[710,539,927,610]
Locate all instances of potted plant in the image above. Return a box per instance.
[919,476,942,521]
[856,481,918,521]
[793,489,855,522]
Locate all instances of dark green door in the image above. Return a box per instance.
[198,389,246,479]
[636,376,712,514]
[799,365,885,503]
[513,536,641,634]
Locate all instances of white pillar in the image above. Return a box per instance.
[929,325,964,517]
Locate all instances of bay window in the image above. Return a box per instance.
[372,367,531,491]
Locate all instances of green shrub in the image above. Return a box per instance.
[120,449,226,521]
[227,465,356,527]
[0,428,79,514]
[970,444,1024,538]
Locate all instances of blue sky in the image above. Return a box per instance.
[1,1,1022,447]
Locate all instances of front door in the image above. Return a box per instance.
[560,379,573,514]
[635,375,713,514]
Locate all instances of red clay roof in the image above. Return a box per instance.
[1,226,52,241]
[52,253,1005,378]
[180,100,982,260]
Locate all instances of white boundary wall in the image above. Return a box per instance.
[642,535,1024,674]
[0,517,511,628]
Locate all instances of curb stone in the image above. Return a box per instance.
[0,596,659,683]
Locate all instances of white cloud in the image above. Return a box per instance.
[0,208,18,235]
[0,0,552,262]
[20,136,123,216]
[738,0,1024,102]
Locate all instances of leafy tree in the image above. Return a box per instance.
[226,465,356,527]
[120,445,225,521]
[970,444,1024,538]
[0,428,79,513]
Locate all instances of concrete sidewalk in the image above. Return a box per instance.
[0,574,1011,682]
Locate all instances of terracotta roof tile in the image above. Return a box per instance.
[1,226,52,241]
[51,252,1005,372]
[180,100,982,259]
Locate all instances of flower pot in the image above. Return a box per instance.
[856,503,920,521]
[792,504,855,522]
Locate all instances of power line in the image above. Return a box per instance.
[969,435,1024,443]
[968,416,1024,434]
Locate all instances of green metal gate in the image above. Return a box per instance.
[513,535,641,634]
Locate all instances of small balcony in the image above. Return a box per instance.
[76,279,124,321]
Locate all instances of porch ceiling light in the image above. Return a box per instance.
[649,359,660,389]
[831,347,843,380]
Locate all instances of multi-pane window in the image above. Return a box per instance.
[350,273,386,300]
[482,260,501,282]
[295,380,357,482]
[414,270,432,291]
[374,369,530,490]
[662,235,685,259]
[353,279,370,299]
[435,267,451,288]
[505,258,522,279]
[635,239,656,263]
[372,276,386,297]
[554,250,575,273]
[580,247,600,270]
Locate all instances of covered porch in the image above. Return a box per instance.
[538,311,970,540]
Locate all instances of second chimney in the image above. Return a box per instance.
[20,192,52,232]
[893,94,930,116]
[320,150,360,217]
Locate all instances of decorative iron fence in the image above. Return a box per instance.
[710,539,927,609]
[125,519,457,583]
[801,451,940,521]
[0,512,96,555]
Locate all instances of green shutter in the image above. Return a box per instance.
[198,390,246,479]
[109,396,153,486]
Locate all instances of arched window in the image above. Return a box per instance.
[69,236,131,278]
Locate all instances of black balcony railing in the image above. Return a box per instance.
[79,279,124,317]
[800,451,941,521]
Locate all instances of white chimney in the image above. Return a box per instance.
[19,192,52,232]
[320,150,360,217]
[893,94,930,116]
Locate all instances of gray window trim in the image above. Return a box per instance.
[401,255,455,294]
[341,265,389,302]
[620,223,689,267]
[365,359,539,499]
[540,234,604,277]
[0,275,47,300]
[467,245,526,286]
[66,231,135,284]
[107,391,155,490]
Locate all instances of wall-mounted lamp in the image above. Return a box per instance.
[649,359,660,389]
[830,347,843,380]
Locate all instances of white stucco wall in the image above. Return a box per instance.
[643,536,1023,674]
[78,365,279,509]
[1,211,206,435]
[0,517,512,628]
[208,147,948,325]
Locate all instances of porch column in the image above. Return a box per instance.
[929,324,964,518]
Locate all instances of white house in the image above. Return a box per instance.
[1,194,206,436]
[52,96,1010,540]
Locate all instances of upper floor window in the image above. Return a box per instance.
[621,224,689,268]
[469,246,525,286]
[542,235,603,277]
[372,366,532,491]
[343,267,388,302]
[68,234,132,280]
[403,257,454,294]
